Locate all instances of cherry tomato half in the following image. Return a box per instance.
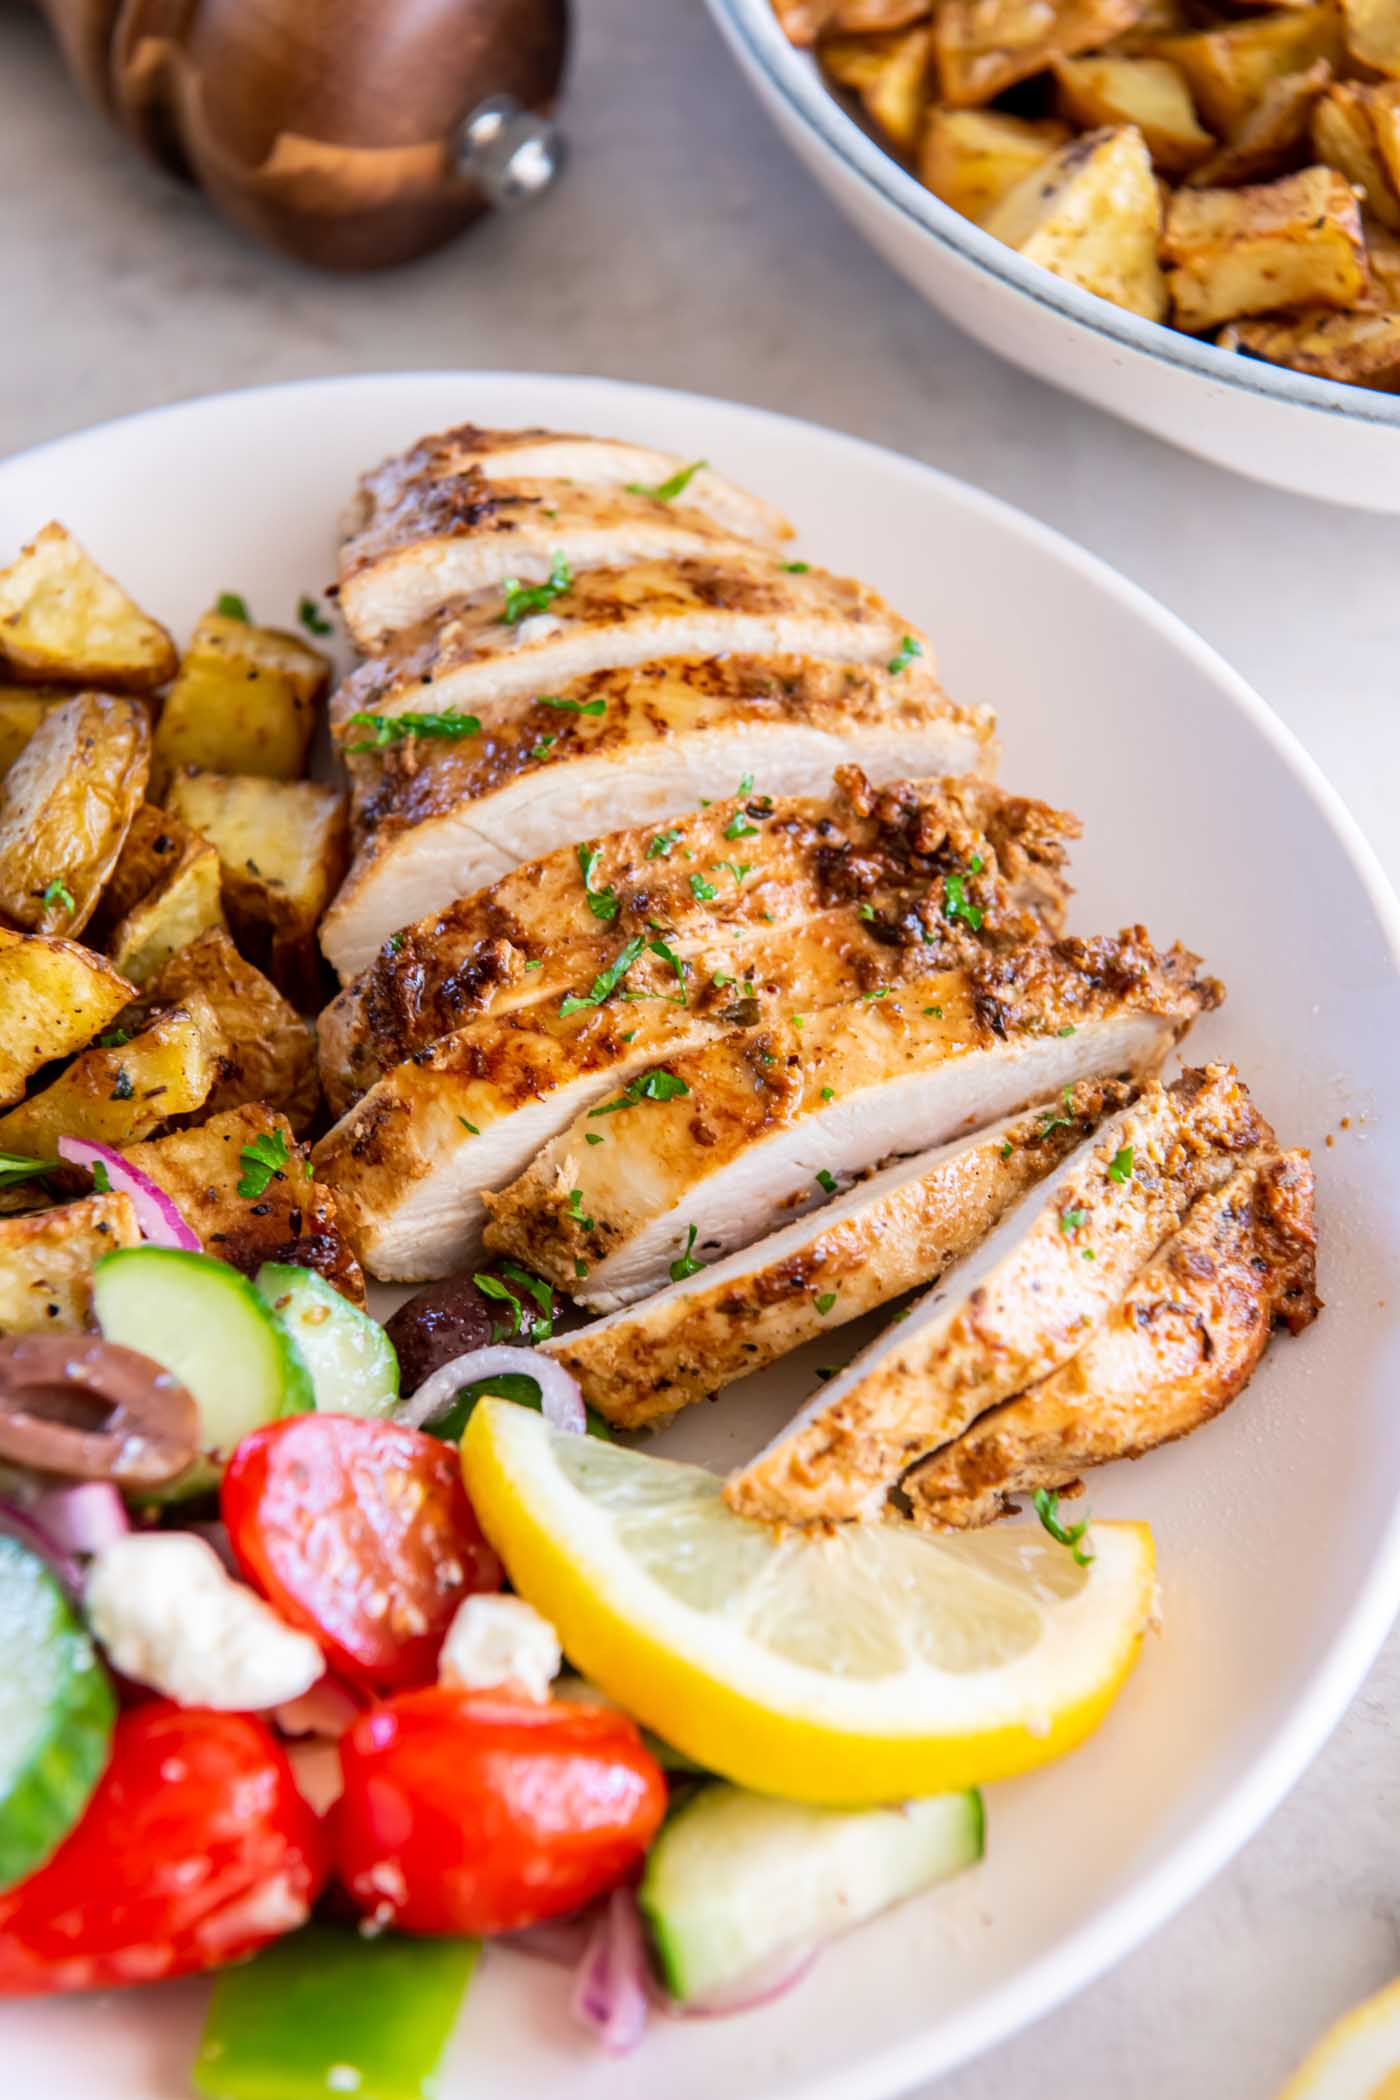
[222,1414,502,1693]
[335,1688,667,1936]
[0,1705,327,1997]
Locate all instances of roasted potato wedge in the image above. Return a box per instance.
[1163,163,1367,329]
[775,0,926,40]
[0,996,226,1154]
[984,126,1169,318]
[1311,81,1400,227]
[920,107,1072,220]
[0,929,133,1108]
[822,25,933,149]
[147,928,319,1131]
[1364,214,1400,300]
[1188,58,1332,185]
[152,609,330,788]
[1223,305,1400,384]
[129,1103,365,1304]
[1343,0,1400,73]
[0,524,176,693]
[164,771,348,1008]
[0,1191,142,1334]
[1106,0,1191,54]
[1053,54,1215,174]
[1155,8,1345,137]
[90,805,226,985]
[0,693,150,938]
[0,690,69,775]
[934,0,1143,106]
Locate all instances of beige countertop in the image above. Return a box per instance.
[1,1,1398,2092]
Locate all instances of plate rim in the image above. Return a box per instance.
[4,368,1399,2096]
[705,0,1400,439]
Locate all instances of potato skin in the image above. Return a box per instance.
[0,997,225,1154]
[1163,164,1368,332]
[91,805,226,986]
[0,693,150,939]
[0,928,133,1108]
[147,928,319,1130]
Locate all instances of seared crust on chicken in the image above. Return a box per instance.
[484,934,1220,1307]
[544,1079,1134,1428]
[318,769,1074,1113]
[321,661,993,974]
[725,1065,1264,1525]
[338,429,793,647]
[906,1148,1318,1526]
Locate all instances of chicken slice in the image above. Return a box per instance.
[544,1079,1134,1429]
[320,660,990,976]
[338,426,793,647]
[724,1065,1269,1525]
[327,557,929,729]
[903,1148,1318,1528]
[313,869,1075,1284]
[318,769,1072,1112]
[482,933,1221,1308]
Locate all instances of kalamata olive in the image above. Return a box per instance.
[0,1335,200,1486]
[385,1270,554,1397]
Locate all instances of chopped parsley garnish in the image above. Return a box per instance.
[1000,1140,1013,1160]
[669,1224,705,1282]
[585,1131,604,1145]
[538,693,607,717]
[647,829,680,859]
[559,935,647,1018]
[718,861,752,886]
[690,873,717,903]
[1059,1207,1088,1235]
[41,878,75,914]
[577,842,619,923]
[109,1070,134,1102]
[862,987,890,1003]
[815,1168,837,1194]
[501,1261,554,1342]
[781,560,810,574]
[473,1272,526,1342]
[216,591,250,622]
[1034,1488,1094,1566]
[969,854,984,874]
[620,1029,637,1044]
[90,1160,112,1194]
[792,1015,805,1031]
[567,1188,595,1234]
[589,1069,691,1116]
[529,734,558,760]
[0,1150,57,1189]
[943,871,984,932]
[1057,1024,1077,1038]
[737,774,754,796]
[814,1291,838,1315]
[859,902,876,921]
[387,933,405,954]
[345,709,481,751]
[724,810,759,841]
[1037,1086,1077,1138]
[888,635,923,676]
[924,1005,944,1018]
[626,458,706,502]
[647,935,688,1003]
[821,1086,835,1101]
[96,1027,132,1049]
[501,555,572,625]
[1107,1145,1135,1185]
[458,1116,480,1135]
[524,959,543,971]
[712,971,733,989]
[238,1129,289,1198]
[298,594,333,636]
[575,1258,590,1280]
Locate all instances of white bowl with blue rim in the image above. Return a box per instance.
[706,0,1400,512]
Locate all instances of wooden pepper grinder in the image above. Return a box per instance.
[33,0,570,270]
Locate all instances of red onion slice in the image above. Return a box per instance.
[569,1886,651,2055]
[397,1346,586,1437]
[503,1911,599,1968]
[32,1481,130,1557]
[0,1497,84,1595]
[667,1944,818,2017]
[58,1137,200,1252]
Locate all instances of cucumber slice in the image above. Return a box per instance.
[255,1264,399,1419]
[194,1924,478,2100]
[93,1247,313,1501]
[0,1534,115,1890]
[640,1781,984,2004]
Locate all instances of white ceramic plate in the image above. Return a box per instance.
[705,0,1400,513]
[4,373,1399,2100]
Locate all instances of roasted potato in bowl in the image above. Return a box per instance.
[0,692,150,938]
[0,524,176,692]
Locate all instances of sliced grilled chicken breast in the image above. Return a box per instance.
[314,873,1071,1282]
[725,1064,1269,1525]
[321,662,991,976]
[544,1079,1134,1429]
[328,558,929,730]
[905,1148,1319,1529]
[338,427,794,648]
[483,933,1221,1309]
[319,769,1070,1110]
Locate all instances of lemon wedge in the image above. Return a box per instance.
[461,1400,1156,1803]
[1276,1978,1400,2100]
